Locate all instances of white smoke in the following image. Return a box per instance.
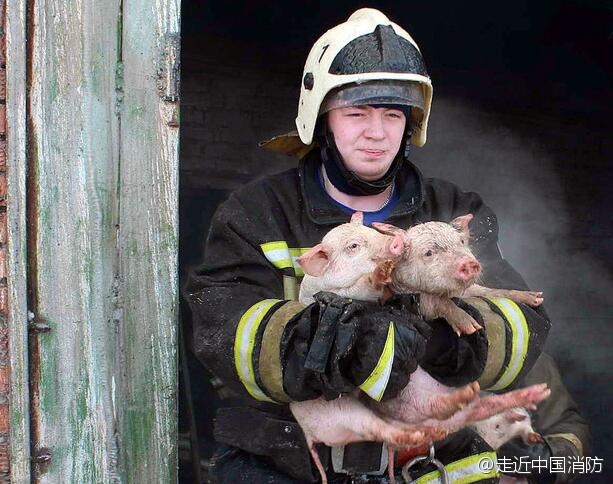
[411,96,613,461]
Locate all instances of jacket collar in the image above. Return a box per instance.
[299,150,425,225]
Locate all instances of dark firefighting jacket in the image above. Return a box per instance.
[506,353,590,484]
[185,151,562,482]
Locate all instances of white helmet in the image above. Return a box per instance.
[296,8,433,147]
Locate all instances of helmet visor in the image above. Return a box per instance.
[320,80,425,114]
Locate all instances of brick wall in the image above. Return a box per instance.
[181,35,303,193]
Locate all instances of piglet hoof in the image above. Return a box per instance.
[526,432,544,444]
[512,383,551,408]
[464,381,481,401]
[448,313,482,336]
[382,426,427,448]
[397,426,447,447]
[423,426,449,443]
[465,384,550,423]
[396,429,427,447]
[451,381,481,409]
[509,290,544,307]
[430,381,480,420]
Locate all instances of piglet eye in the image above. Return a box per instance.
[425,250,433,257]
[461,239,465,245]
[348,243,359,250]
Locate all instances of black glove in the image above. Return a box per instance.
[434,427,494,462]
[383,292,421,314]
[383,292,434,338]
[281,291,431,401]
[498,438,555,484]
[420,298,489,387]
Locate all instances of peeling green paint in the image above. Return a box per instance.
[128,104,145,120]
[90,52,107,96]
[29,1,179,482]
[38,329,59,423]
[48,71,60,104]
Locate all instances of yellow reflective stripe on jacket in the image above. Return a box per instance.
[234,299,281,402]
[485,297,530,391]
[359,322,394,401]
[261,241,292,270]
[466,297,507,390]
[412,451,499,483]
[261,241,311,276]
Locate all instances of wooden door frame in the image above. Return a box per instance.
[6,0,31,481]
[3,0,180,481]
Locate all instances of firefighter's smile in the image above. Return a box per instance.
[360,149,387,158]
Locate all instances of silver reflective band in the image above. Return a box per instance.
[260,241,310,277]
[320,80,425,114]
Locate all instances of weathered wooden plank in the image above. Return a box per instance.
[6,0,31,481]
[118,0,180,481]
[29,0,122,481]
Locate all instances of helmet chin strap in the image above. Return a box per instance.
[318,115,412,196]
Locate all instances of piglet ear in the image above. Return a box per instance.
[297,244,329,277]
[389,234,405,257]
[450,214,473,236]
[372,223,410,254]
[372,260,395,286]
[504,409,527,423]
[350,211,364,225]
[371,222,404,237]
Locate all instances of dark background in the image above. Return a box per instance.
[179,1,612,481]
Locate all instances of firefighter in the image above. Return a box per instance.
[185,8,589,483]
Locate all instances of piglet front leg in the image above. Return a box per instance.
[376,367,480,422]
[464,384,551,423]
[420,293,482,335]
[463,284,544,307]
[381,383,551,444]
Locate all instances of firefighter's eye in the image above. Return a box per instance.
[425,250,433,257]
[385,110,404,119]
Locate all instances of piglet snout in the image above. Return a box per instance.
[456,257,481,282]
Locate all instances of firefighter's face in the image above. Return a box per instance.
[327,105,406,181]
